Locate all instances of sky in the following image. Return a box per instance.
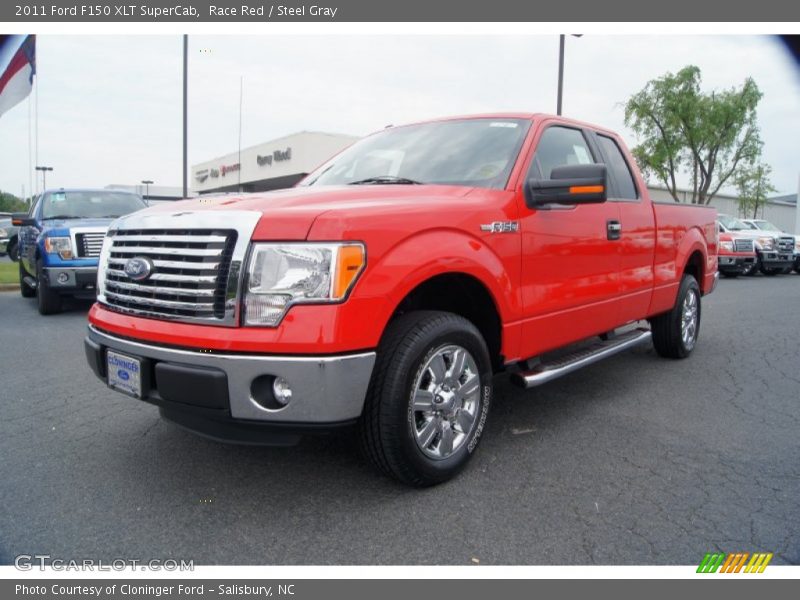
[1,34,798,198]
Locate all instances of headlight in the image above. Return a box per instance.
[719,241,734,252]
[244,242,365,326]
[44,236,74,260]
[0,228,7,238]
[757,237,775,251]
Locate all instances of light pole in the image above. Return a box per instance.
[141,179,154,199]
[557,34,582,116]
[35,165,53,191]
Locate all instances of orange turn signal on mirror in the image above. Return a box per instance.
[569,185,604,195]
[332,244,366,299]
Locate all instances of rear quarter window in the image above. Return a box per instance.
[597,135,638,200]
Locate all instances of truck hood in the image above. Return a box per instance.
[126,185,475,239]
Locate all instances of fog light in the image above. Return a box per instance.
[57,272,69,284]
[272,377,293,406]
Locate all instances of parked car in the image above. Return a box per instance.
[717,214,794,276]
[717,227,756,278]
[84,114,718,486]
[740,218,799,275]
[0,217,20,260]
[13,189,147,314]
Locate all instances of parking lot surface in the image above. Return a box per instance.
[1,276,798,565]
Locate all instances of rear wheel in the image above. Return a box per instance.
[359,311,492,487]
[7,238,19,262]
[649,275,701,359]
[36,259,62,315]
[19,261,35,298]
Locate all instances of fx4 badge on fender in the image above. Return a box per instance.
[480,221,519,233]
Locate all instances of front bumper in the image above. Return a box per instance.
[758,250,794,269]
[85,326,376,442]
[44,266,98,293]
[718,255,755,273]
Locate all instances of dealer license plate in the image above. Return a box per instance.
[107,350,142,398]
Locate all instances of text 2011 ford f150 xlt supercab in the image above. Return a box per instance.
[85,114,718,486]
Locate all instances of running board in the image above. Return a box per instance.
[510,328,652,389]
[23,276,37,290]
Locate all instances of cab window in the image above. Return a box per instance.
[527,126,596,180]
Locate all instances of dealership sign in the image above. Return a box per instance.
[257,147,292,167]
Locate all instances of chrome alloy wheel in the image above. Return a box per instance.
[410,344,481,460]
[681,288,699,350]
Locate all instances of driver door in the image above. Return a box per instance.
[517,123,622,358]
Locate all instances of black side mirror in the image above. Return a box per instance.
[11,212,36,227]
[526,163,608,208]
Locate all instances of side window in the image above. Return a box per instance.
[597,135,638,200]
[528,126,596,180]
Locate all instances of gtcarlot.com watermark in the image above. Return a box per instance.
[14,554,194,572]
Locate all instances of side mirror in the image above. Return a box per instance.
[11,212,36,227]
[526,163,608,208]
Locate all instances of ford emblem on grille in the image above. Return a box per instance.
[124,257,154,281]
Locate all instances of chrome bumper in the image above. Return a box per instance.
[87,326,376,423]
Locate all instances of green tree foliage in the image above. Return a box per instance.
[0,191,29,213]
[735,162,777,219]
[624,66,764,204]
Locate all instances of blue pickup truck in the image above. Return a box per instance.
[13,189,147,314]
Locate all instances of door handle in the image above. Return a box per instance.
[607,220,622,241]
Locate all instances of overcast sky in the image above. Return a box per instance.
[1,34,798,197]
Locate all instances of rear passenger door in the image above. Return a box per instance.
[591,132,655,323]
[517,123,622,358]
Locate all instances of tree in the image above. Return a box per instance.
[735,162,777,219]
[0,191,28,213]
[624,66,764,204]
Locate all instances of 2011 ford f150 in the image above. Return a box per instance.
[84,114,718,486]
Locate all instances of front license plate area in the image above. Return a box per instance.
[107,350,143,398]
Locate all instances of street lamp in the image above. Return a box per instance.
[141,179,154,199]
[557,34,583,116]
[35,165,53,191]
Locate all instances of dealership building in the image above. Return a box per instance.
[191,131,358,195]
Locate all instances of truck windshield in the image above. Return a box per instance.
[301,118,531,190]
[41,191,146,220]
[752,220,782,232]
[718,215,749,231]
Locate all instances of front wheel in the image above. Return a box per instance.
[359,311,492,487]
[649,275,701,359]
[36,259,62,315]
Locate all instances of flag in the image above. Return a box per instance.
[0,34,36,119]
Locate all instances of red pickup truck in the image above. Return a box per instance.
[85,114,718,486]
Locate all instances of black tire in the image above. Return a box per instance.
[760,265,780,276]
[358,311,493,487]
[7,238,19,262]
[743,259,758,276]
[36,259,62,315]
[649,275,701,359]
[794,263,800,275]
[19,261,35,298]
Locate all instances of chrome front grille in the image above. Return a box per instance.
[76,232,106,258]
[777,237,794,252]
[102,229,237,321]
[733,238,754,253]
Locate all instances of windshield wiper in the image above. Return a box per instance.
[348,176,423,185]
[43,215,81,220]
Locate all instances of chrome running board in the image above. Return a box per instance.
[510,328,652,389]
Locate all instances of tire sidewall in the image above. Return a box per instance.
[675,276,701,358]
[386,319,492,482]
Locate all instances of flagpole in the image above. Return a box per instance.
[34,67,39,193]
[28,89,33,205]
[237,76,243,193]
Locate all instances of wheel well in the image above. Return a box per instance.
[683,250,704,286]
[392,273,504,370]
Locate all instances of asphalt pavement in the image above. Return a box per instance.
[1,276,798,565]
